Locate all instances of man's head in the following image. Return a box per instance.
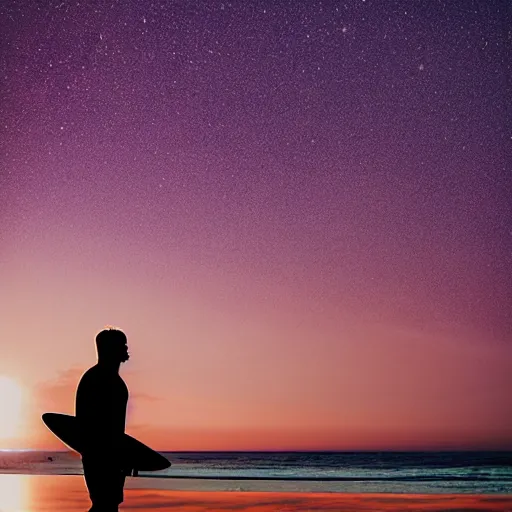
[95,327,129,364]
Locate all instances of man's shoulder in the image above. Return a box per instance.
[77,365,100,385]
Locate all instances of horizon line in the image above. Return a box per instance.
[3,448,512,453]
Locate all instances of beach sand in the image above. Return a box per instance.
[0,474,511,511]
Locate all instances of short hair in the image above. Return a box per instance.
[95,327,127,359]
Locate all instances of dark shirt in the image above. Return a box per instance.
[75,364,129,460]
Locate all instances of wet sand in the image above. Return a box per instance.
[0,473,511,511]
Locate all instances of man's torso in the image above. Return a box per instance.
[75,365,129,459]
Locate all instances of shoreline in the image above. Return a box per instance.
[1,469,511,494]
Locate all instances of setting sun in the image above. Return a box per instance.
[0,377,22,439]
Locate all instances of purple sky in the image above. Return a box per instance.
[1,0,511,450]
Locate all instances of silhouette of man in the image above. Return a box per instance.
[75,328,130,512]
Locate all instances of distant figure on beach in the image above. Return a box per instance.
[75,328,130,512]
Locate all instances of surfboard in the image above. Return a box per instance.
[42,413,171,472]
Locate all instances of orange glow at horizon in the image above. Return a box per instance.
[1,335,511,452]
[1,271,511,452]
[16,418,512,452]
[0,377,23,441]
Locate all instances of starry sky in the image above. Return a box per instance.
[1,0,511,450]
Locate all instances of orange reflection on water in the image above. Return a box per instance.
[2,475,512,512]
[0,474,25,512]
[123,490,512,511]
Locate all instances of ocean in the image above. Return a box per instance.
[1,450,511,494]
